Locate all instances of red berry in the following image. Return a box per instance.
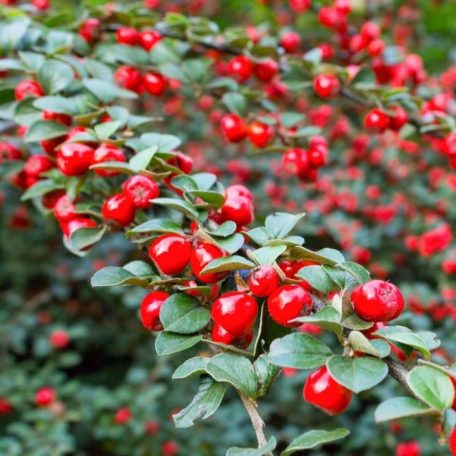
[79,18,100,43]
[49,330,70,349]
[267,284,312,327]
[115,66,143,92]
[307,146,328,168]
[53,194,77,222]
[211,291,258,337]
[449,427,456,456]
[227,56,253,83]
[396,442,421,456]
[281,148,309,177]
[144,72,168,96]
[140,30,161,51]
[0,398,12,415]
[56,143,94,176]
[225,184,253,201]
[116,27,139,46]
[140,291,169,331]
[102,193,136,226]
[248,121,274,148]
[280,31,301,53]
[32,0,50,10]
[122,175,159,209]
[249,265,280,297]
[190,242,227,283]
[361,321,386,339]
[220,195,254,227]
[388,105,408,131]
[42,190,65,210]
[364,108,390,132]
[360,21,381,42]
[40,136,66,156]
[313,74,340,98]
[0,142,22,163]
[161,441,179,456]
[442,132,456,157]
[35,387,55,407]
[253,59,279,82]
[145,420,160,435]
[114,407,131,425]
[148,234,191,275]
[167,152,193,174]
[62,217,96,238]
[42,110,72,126]
[289,0,310,13]
[24,155,53,178]
[351,280,405,322]
[211,322,236,345]
[220,114,247,143]
[303,366,352,415]
[93,145,126,176]
[15,80,44,101]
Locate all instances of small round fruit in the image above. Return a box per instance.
[227,55,253,83]
[211,291,258,337]
[140,30,161,50]
[144,72,168,96]
[24,155,53,178]
[102,193,136,226]
[148,234,191,275]
[280,31,301,53]
[220,196,254,227]
[253,59,279,82]
[364,108,390,132]
[281,148,309,177]
[116,27,139,46]
[114,65,143,92]
[35,387,55,407]
[313,74,340,98]
[267,285,312,327]
[122,175,159,209]
[140,291,169,331]
[15,80,44,101]
[248,265,280,297]
[61,217,96,238]
[388,105,408,131]
[220,114,247,143]
[56,143,94,176]
[53,194,77,222]
[93,145,126,176]
[303,366,353,415]
[351,279,404,322]
[190,243,227,283]
[248,121,274,148]
[449,427,456,456]
[114,408,131,425]
[211,322,236,345]
[49,330,70,349]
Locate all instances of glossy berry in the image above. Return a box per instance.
[93,145,126,176]
[15,80,44,101]
[24,155,53,178]
[116,27,139,46]
[388,105,408,131]
[449,427,456,456]
[114,408,132,425]
[227,55,253,83]
[122,175,159,209]
[289,0,310,13]
[253,59,279,82]
[211,322,235,345]
[162,441,179,456]
[53,194,77,222]
[396,442,421,456]
[220,195,254,227]
[49,330,70,349]
[148,234,191,275]
[102,193,136,227]
[42,110,72,126]
[35,387,55,407]
[79,18,100,43]
[220,114,247,143]
[351,279,405,322]
[442,132,456,157]
[140,291,169,331]
[0,398,12,415]
[280,31,301,53]
[143,72,168,96]
[248,265,280,297]
[303,366,352,415]
[313,74,340,98]
[115,66,143,92]
[56,143,94,176]
[225,184,253,201]
[281,148,309,177]
[190,242,227,283]
[248,121,274,148]
[140,30,161,50]
[364,108,390,132]
[211,291,258,337]
[267,284,312,327]
[62,217,96,238]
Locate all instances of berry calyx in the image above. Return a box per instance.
[248,265,280,297]
[351,279,405,322]
[303,366,353,415]
[148,234,191,275]
[140,290,169,331]
[122,175,159,209]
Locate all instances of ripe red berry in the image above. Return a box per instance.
[280,31,301,53]
[42,189,65,210]
[114,407,132,425]
[56,143,94,176]
[388,105,408,131]
[161,441,179,456]
[220,195,254,227]
[351,280,405,322]
[143,72,168,96]
[35,387,56,407]
[303,366,352,415]
[227,55,253,83]
[115,66,143,92]
[148,234,191,275]
[15,80,44,101]
[364,108,390,132]
[313,74,340,98]
[211,322,236,345]
[122,175,159,209]
[140,30,161,51]
[42,110,72,126]
[53,194,77,222]
[140,291,169,331]
[449,427,456,456]
[145,420,160,436]
[220,114,247,143]
[24,155,53,178]
[248,265,280,297]
[211,291,258,337]
[360,21,381,42]
[253,58,279,82]
[225,184,253,201]
[267,284,312,327]
[190,242,227,283]
[0,142,22,162]
[92,145,126,176]
[62,217,97,238]
[289,0,310,13]
[442,132,456,157]
[49,330,70,349]
[0,398,12,415]
[248,121,274,148]
[116,27,139,46]
[281,148,309,177]
[307,146,328,168]
[396,441,421,456]
[102,193,136,227]
[79,18,101,43]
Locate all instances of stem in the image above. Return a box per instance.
[202,338,254,358]
[385,358,417,398]
[239,393,272,454]
[417,359,456,380]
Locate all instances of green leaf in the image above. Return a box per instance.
[141,132,181,152]
[192,172,217,191]
[268,333,332,370]
[265,212,305,239]
[340,261,370,283]
[222,92,247,116]
[252,245,287,265]
[90,161,134,174]
[129,146,159,172]
[155,332,202,356]
[214,233,245,254]
[69,226,106,251]
[160,293,210,335]
[293,307,342,336]
[172,357,209,379]
[83,78,138,102]
[173,377,226,428]
[25,120,68,142]
[128,218,184,235]
[91,267,149,287]
[208,221,237,238]
[246,227,270,246]
[227,437,277,456]
[348,331,391,358]
[317,248,345,263]
[37,60,73,94]
[122,261,154,277]
[254,355,280,397]
[290,246,344,266]
[201,255,255,275]
[342,314,373,330]
[374,326,431,359]
[152,197,199,220]
[281,428,349,456]
[375,397,432,423]
[280,112,305,128]
[94,120,122,139]
[188,190,225,207]
[206,353,258,397]
[326,355,388,393]
[407,366,454,411]
[296,265,335,293]
[21,179,63,201]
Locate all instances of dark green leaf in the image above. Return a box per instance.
[281,428,349,455]
[155,333,202,356]
[375,397,432,423]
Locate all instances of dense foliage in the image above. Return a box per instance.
[0,1,455,455]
